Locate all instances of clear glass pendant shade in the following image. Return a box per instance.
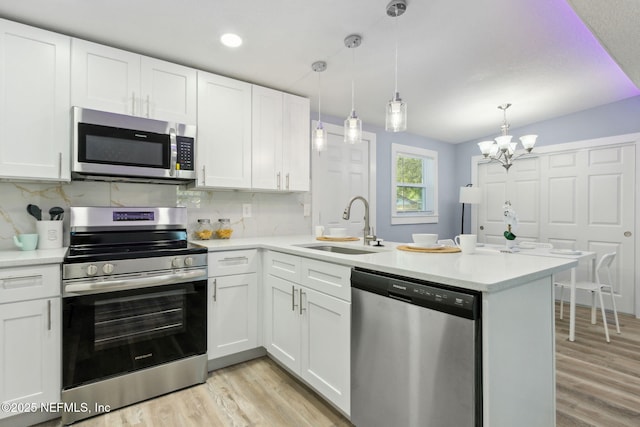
[385,93,407,132]
[344,111,362,144]
[313,122,327,152]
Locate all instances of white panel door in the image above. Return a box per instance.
[312,122,375,238]
[477,156,540,245]
[0,298,60,419]
[196,72,252,188]
[540,144,636,313]
[0,20,70,181]
[208,273,258,360]
[300,286,350,415]
[71,38,140,115]
[141,56,196,124]
[282,93,310,191]
[252,85,283,190]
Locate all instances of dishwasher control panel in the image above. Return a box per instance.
[351,268,480,320]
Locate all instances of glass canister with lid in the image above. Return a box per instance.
[195,219,214,240]
[216,218,233,239]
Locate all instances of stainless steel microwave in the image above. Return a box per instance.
[72,107,196,184]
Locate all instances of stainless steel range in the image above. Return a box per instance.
[61,207,207,425]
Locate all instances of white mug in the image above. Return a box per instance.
[315,225,325,237]
[455,234,477,254]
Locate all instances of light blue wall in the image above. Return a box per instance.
[316,95,640,243]
[318,113,457,242]
[454,95,640,233]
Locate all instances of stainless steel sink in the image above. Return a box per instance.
[297,244,379,255]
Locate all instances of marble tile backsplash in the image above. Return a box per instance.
[0,181,312,251]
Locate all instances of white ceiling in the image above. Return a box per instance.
[0,0,638,143]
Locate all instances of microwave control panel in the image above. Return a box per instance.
[176,137,195,171]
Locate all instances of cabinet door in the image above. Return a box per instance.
[0,20,70,181]
[0,298,60,419]
[252,85,283,190]
[263,275,301,372]
[197,72,252,188]
[71,38,141,115]
[208,274,258,360]
[141,56,196,124]
[282,94,310,191]
[300,287,351,415]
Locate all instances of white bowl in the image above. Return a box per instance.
[412,233,438,245]
[328,227,347,237]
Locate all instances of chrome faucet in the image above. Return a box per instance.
[342,196,376,245]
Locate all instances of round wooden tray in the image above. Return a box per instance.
[316,236,360,242]
[397,245,461,253]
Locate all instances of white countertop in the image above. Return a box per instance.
[0,247,68,268]
[194,235,577,293]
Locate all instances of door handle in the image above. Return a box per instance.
[47,300,51,331]
[277,172,281,190]
[291,285,297,311]
[131,92,136,115]
[213,278,217,302]
[299,290,306,315]
[58,152,62,179]
[286,173,290,190]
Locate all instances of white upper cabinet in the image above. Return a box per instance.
[252,85,310,191]
[196,72,252,189]
[71,39,196,124]
[0,19,71,182]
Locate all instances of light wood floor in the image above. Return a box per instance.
[35,304,639,427]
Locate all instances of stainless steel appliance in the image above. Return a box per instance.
[350,268,482,427]
[61,207,207,425]
[72,107,196,184]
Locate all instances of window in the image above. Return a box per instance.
[391,143,438,224]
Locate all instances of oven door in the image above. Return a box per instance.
[62,280,206,389]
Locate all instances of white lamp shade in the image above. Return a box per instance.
[313,125,327,152]
[344,114,362,144]
[520,134,538,150]
[495,135,512,150]
[385,97,407,132]
[477,140,494,155]
[459,186,482,204]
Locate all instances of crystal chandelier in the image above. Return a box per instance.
[477,104,537,171]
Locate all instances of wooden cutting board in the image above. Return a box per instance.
[397,245,461,253]
[316,236,360,242]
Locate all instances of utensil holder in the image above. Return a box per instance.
[36,220,63,249]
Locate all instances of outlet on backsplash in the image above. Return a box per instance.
[242,204,252,218]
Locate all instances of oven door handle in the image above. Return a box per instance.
[64,269,207,295]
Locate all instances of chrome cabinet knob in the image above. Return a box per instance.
[102,263,114,274]
[184,257,194,267]
[87,264,98,276]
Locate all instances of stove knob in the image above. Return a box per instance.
[87,264,98,276]
[102,263,114,274]
[184,257,194,267]
[172,257,182,268]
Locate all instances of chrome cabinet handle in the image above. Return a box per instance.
[131,92,136,115]
[220,256,248,263]
[299,290,305,315]
[169,128,177,176]
[146,95,150,118]
[277,172,281,190]
[47,300,51,330]
[58,152,62,179]
[291,285,297,311]
[201,165,206,185]
[213,278,217,302]
[286,173,290,190]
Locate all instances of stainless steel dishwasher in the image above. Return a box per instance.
[351,268,482,427]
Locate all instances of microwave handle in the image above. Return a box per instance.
[169,128,177,176]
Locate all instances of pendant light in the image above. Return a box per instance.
[312,61,328,152]
[385,0,407,132]
[344,34,362,144]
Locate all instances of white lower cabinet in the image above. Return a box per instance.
[0,265,61,422]
[207,250,259,360]
[264,251,351,415]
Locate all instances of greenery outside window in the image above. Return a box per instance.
[391,143,438,224]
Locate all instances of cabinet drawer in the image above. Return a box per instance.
[0,264,60,304]
[300,258,351,301]
[208,250,257,276]
[264,251,300,283]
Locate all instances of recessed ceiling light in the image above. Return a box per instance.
[220,33,242,48]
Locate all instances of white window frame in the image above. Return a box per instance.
[391,143,438,225]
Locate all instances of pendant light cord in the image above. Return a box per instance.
[351,48,356,113]
[318,71,322,122]
[394,10,399,95]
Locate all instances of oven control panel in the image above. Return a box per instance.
[63,253,208,280]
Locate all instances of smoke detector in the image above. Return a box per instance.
[386,0,407,17]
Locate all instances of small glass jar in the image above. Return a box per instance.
[195,219,214,240]
[216,218,233,239]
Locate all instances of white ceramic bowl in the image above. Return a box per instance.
[412,233,438,245]
[328,227,347,237]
